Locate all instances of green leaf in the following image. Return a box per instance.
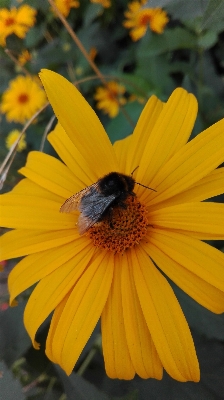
[0,361,25,400]
[144,0,209,20]
[25,23,46,48]
[24,0,49,12]
[137,27,197,57]
[201,0,224,29]
[197,30,218,49]
[114,390,139,400]
[0,300,31,366]
[106,102,143,144]
[0,0,10,7]
[172,283,224,341]
[115,73,154,98]
[83,3,103,27]
[55,366,110,400]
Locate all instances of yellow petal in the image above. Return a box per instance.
[39,69,118,176]
[0,228,78,260]
[47,251,113,375]
[121,252,163,379]
[12,178,64,202]
[148,167,224,211]
[114,95,163,174]
[24,243,95,349]
[149,202,224,237]
[144,242,224,313]
[8,238,90,304]
[113,135,132,172]
[19,151,80,198]
[48,123,98,185]
[46,291,71,362]
[133,246,200,382]
[0,194,76,229]
[148,228,224,292]
[101,257,135,380]
[136,88,197,189]
[142,117,224,206]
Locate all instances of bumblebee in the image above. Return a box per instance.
[60,172,155,234]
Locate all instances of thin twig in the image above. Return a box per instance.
[0,103,49,189]
[39,115,56,152]
[47,0,134,127]
[48,0,107,85]
[4,49,31,76]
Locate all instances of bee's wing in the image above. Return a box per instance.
[60,183,98,213]
[78,193,116,234]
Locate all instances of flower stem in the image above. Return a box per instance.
[47,0,107,85]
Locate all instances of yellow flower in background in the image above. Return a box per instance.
[2,70,224,381]
[124,1,169,41]
[90,0,111,8]
[94,81,127,118]
[18,49,32,66]
[5,129,26,152]
[52,0,80,17]
[1,75,47,124]
[0,5,36,47]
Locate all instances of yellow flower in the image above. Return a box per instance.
[2,70,224,381]
[1,75,47,124]
[18,50,32,66]
[124,1,169,41]
[5,129,26,152]
[52,0,80,17]
[90,0,111,7]
[0,5,36,47]
[94,81,127,118]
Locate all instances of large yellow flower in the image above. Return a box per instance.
[1,70,224,381]
[94,81,127,118]
[1,75,47,124]
[0,5,36,47]
[124,1,169,41]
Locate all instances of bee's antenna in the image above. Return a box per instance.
[131,166,157,192]
[135,182,157,192]
[131,166,139,176]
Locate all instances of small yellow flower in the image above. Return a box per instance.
[2,70,224,381]
[1,75,47,124]
[52,0,80,17]
[94,81,126,118]
[18,50,32,66]
[124,1,169,41]
[5,129,26,152]
[90,0,111,8]
[0,5,36,47]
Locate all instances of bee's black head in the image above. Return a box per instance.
[99,172,135,196]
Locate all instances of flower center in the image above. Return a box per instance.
[5,17,15,26]
[18,93,29,104]
[139,12,152,26]
[107,88,118,101]
[88,196,148,253]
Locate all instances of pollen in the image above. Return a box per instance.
[88,196,148,253]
